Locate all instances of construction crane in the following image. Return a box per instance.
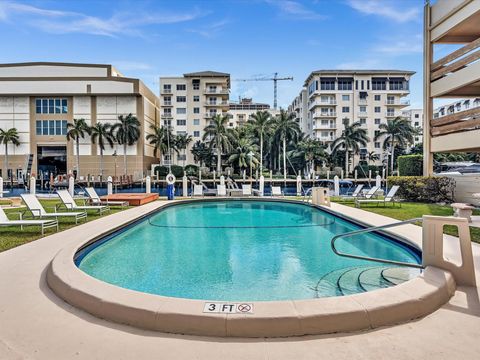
[234,73,293,110]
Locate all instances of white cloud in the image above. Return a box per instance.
[266,0,326,20]
[188,19,230,38]
[347,0,420,23]
[0,1,206,37]
[374,34,423,55]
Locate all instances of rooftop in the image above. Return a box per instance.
[183,71,230,77]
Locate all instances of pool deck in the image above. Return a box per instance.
[0,200,479,359]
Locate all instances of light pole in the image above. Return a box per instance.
[247,151,254,186]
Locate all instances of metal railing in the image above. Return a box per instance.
[331,218,424,268]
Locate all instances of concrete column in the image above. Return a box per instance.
[0,177,3,198]
[220,175,225,186]
[327,170,330,180]
[243,170,246,181]
[296,175,302,196]
[30,176,36,195]
[354,169,358,182]
[368,169,372,182]
[68,176,74,197]
[107,176,113,195]
[340,169,344,179]
[334,175,340,196]
[213,170,216,183]
[146,176,151,194]
[375,175,381,188]
[182,175,188,197]
[259,175,264,196]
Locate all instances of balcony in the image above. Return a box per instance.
[358,98,368,105]
[385,99,410,107]
[163,101,172,106]
[317,135,335,142]
[161,113,173,119]
[358,111,368,117]
[204,101,229,107]
[314,123,336,130]
[314,112,336,118]
[319,99,337,105]
[385,112,397,118]
[204,88,229,94]
[161,89,173,95]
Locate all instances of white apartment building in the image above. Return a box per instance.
[159,71,230,165]
[288,88,309,134]
[402,108,424,145]
[298,70,414,166]
[229,98,279,128]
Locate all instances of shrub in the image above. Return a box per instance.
[398,155,423,176]
[184,164,199,177]
[387,176,455,203]
[154,165,184,178]
[354,164,382,177]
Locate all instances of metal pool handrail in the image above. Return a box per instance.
[303,187,313,202]
[331,218,424,269]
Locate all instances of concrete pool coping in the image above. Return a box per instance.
[46,198,456,337]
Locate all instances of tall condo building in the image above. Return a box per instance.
[229,98,279,128]
[402,109,424,145]
[0,62,160,179]
[294,70,414,165]
[159,71,230,165]
[288,88,309,134]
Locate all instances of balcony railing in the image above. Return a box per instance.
[315,112,336,117]
[163,101,172,106]
[386,112,396,117]
[319,99,337,105]
[358,111,368,117]
[204,88,229,94]
[205,101,229,106]
[317,136,335,141]
[161,113,173,119]
[358,98,368,105]
[161,89,173,94]
[386,99,410,106]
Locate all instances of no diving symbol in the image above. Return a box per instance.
[237,303,252,313]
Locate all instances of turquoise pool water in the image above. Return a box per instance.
[76,200,421,301]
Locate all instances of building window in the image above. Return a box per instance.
[387,95,395,105]
[342,95,350,101]
[359,106,367,112]
[414,114,419,118]
[36,120,67,135]
[375,118,381,125]
[374,130,380,137]
[177,154,187,161]
[193,119,200,125]
[176,84,186,91]
[360,118,366,125]
[367,80,370,90]
[389,79,406,90]
[337,79,352,91]
[176,119,186,126]
[387,107,395,116]
[320,79,334,91]
[193,107,200,114]
[194,131,200,137]
[361,80,364,90]
[372,79,386,91]
[163,120,171,126]
[374,106,381,113]
[193,96,200,102]
[176,96,186,102]
[375,142,381,148]
[163,84,171,92]
[163,96,171,105]
[176,108,186,114]
[192,79,200,90]
[414,122,419,127]
[342,106,349,113]
[35,98,68,114]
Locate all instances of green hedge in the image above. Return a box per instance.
[387,176,455,203]
[184,164,199,177]
[154,165,184,178]
[354,164,382,177]
[398,155,423,176]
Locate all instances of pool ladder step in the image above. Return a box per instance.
[313,266,421,298]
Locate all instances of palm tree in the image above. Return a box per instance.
[273,110,301,180]
[66,118,91,177]
[111,114,140,175]
[146,125,173,166]
[90,122,114,180]
[248,110,271,173]
[191,140,213,167]
[175,133,193,167]
[366,151,380,165]
[203,113,232,173]
[228,137,259,174]
[331,119,369,175]
[374,117,415,175]
[0,128,20,181]
[297,138,327,174]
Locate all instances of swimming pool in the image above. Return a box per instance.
[76,200,421,301]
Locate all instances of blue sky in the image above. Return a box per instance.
[0,0,426,108]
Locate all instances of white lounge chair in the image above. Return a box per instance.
[355,185,400,208]
[21,194,87,224]
[85,187,128,207]
[242,184,252,196]
[339,184,364,200]
[217,184,227,196]
[192,184,204,197]
[56,190,109,214]
[271,186,284,197]
[361,186,380,200]
[0,206,58,235]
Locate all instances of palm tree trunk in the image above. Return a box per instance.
[260,132,263,174]
[100,148,104,180]
[391,142,395,176]
[345,149,349,176]
[217,140,221,174]
[183,149,186,167]
[76,139,80,178]
[283,137,287,181]
[123,143,127,176]
[4,144,8,181]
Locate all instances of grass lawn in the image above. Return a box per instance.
[0,199,131,252]
[333,199,480,244]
